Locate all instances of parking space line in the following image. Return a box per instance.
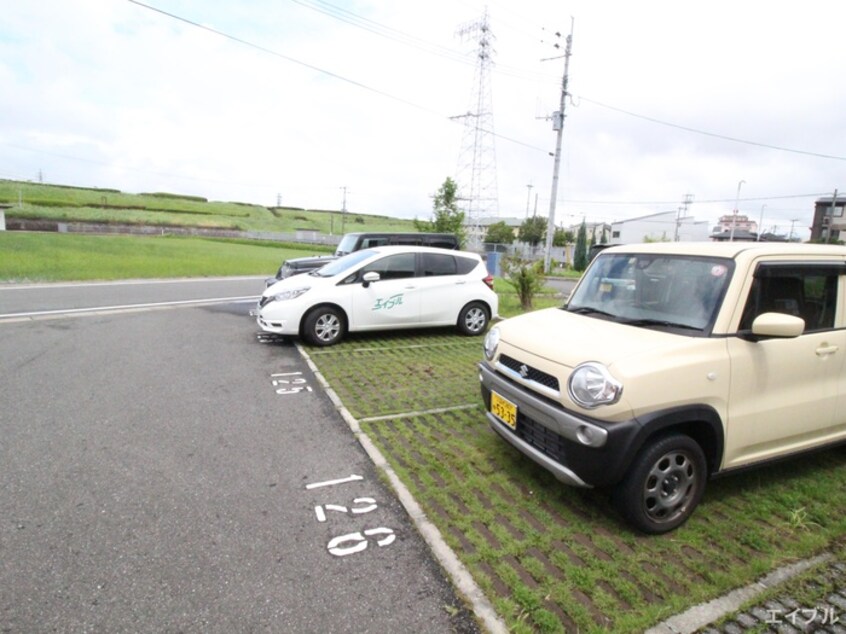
[0,296,258,322]
[359,404,479,423]
[309,341,479,355]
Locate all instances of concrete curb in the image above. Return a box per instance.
[645,553,834,634]
[297,343,508,634]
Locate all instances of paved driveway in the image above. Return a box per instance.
[0,280,478,632]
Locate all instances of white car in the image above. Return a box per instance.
[257,245,499,346]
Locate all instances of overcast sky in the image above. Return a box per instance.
[2,1,845,239]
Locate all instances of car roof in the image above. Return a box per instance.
[341,232,455,238]
[600,241,846,260]
[365,245,479,258]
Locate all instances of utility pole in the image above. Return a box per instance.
[789,218,800,242]
[340,186,348,234]
[757,204,766,241]
[827,189,839,243]
[543,18,574,273]
[729,180,745,241]
[525,183,533,218]
[674,193,694,241]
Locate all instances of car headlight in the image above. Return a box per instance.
[483,326,500,360]
[269,287,310,302]
[567,362,622,409]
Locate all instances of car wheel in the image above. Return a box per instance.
[457,302,489,336]
[612,434,706,534]
[303,306,346,346]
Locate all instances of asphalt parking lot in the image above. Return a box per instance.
[0,279,478,633]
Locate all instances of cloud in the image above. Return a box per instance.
[1,0,844,239]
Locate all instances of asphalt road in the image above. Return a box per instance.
[0,279,478,633]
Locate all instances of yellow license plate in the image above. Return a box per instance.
[491,391,517,430]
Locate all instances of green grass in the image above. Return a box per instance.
[0,232,327,282]
[494,277,563,317]
[0,179,417,234]
[300,328,846,633]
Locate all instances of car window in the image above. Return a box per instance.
[426,238,458,249]
[359,253,417,281]
[314,249,376,277]
[421,253,456,276]
[361,237,389,248]
[739,265,839,332]
[335,234,361,256]
[455,256,478,275]
[567,253,733,332]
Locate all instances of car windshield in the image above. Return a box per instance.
[335,234,359,257]
[566,253,734,333]
[311,249,376,278]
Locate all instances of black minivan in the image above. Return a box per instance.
[334,232,459,257]
[266,232,460,287]
[265,254,336,287]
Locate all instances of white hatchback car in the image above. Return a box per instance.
[257,245,498,346]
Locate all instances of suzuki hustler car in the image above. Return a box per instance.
[258,245,498,346]
[479,242,846,533]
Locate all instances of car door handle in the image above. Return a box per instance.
[816,344,839,357]
[455,280,467,285]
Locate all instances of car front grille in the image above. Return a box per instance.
[499,354,560,391]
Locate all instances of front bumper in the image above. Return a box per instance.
[479,361,640,488]
[256,314,289,334]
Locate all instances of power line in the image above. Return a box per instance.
[560,192,830,206]
[578,96,846,161]
[288,0,559,83]
[126,0,550,153]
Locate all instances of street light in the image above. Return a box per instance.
[757,204,766,241]
[729,180,745,242]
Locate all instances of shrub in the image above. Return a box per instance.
[502,257,545,310]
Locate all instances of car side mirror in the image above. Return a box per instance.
[362,271,380,288]
[742,312,805,341]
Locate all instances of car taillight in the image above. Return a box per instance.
[483,274,494,291]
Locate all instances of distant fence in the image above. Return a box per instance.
[5,218,577,267]
[4,218,342,247]
[481,242,573,267]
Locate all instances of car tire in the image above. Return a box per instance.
[457,302,489,336]
[612,433,707,534]
[303,306,346,346]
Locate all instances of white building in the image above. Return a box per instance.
[714,214,758,235]
[610,211,710,244]
[465,216,523,246]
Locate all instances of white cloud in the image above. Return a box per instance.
[1,0,844,239]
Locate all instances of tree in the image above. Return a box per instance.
[574,219,588,271]
[518,215,546,246]
[485,221,515,244]
[553,227,574,247]
[414,177,466,247]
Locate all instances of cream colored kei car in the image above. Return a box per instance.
[480,242,846,533]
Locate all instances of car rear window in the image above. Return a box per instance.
[421,253,457,276]
[455,255,478,275]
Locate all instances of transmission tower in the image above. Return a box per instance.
[452,9,499,247]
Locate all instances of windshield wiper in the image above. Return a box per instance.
[567,306,617,319]
[621,318,700,331]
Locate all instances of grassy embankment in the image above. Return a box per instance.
[0,179,416,234]
[0,179,416,282]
